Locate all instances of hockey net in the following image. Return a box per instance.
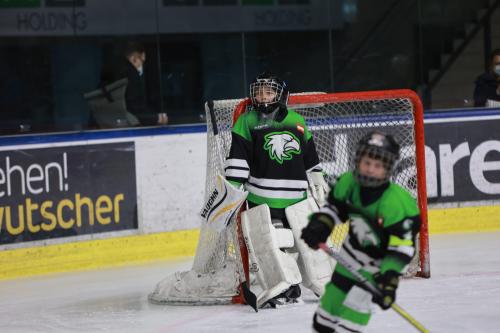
[149,89,430,306]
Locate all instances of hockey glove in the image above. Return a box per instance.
[373,270,400,310]
[307,171,330,207]
[300,212,335,249]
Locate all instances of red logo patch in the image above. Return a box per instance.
[296,124,304,134]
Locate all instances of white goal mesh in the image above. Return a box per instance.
[149,90,429,305]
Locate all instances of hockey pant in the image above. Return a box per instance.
[313,270,373,333]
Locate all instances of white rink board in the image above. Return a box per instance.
[0,130,207,250]
[133,133,206,233]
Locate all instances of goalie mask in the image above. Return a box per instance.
[353,131,400,187]
[249,73,289,115]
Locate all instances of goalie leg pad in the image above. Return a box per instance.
[241,204,302,308]
[286,197,336,296]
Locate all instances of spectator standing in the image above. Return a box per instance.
[473,48,500,107]
[123,42,168,125]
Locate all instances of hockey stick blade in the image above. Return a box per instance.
[318,243,429,333]
[240,281,258,312]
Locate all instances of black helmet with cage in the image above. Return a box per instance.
[353,130,400,187]
[249,73,289,115]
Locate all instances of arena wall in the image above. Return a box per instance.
[1,109,499,279]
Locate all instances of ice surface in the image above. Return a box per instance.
[0,232,499,333]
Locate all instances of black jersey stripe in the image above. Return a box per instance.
[225,166,249,171]
[247,181,307,192]
[342,243,367,268]
[226,176,247,182]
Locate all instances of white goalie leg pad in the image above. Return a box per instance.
[241,204,302,308]
[286,197,336,296]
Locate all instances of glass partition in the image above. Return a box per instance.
[0,0,496,135]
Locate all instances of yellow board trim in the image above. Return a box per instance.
[0,229,199,281]
[429,205,500,234]
[1,204,500,281]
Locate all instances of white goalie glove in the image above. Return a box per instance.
[307,171,329,207]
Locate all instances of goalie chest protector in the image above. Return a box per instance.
[226,108,321,209]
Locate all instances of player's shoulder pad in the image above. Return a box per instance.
[285,108,312,140]
[331,171,355,202]
[232,110,258,141]
[283,108,303,122]
[380,183,419,228]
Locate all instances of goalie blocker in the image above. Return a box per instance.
[200,174,248,232]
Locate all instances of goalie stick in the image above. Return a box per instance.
[206,100,258,312]
[206,100,226,171]
[318,243,429,333]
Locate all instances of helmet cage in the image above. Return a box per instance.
[353,143,399,187]
[249,77,288,114]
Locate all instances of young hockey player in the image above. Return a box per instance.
[224,73,329,307]
[301,131,421,332]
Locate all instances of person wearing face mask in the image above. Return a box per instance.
[473,48,500,107]
[123,42,168,126]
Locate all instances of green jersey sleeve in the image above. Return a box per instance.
[379,184,421,274]
[225,111,255,186]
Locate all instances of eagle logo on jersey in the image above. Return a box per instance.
[350,216,380,247]
[263,131,301,164]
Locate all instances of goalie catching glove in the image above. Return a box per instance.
[307,171,329,207]
[372,270,400,310]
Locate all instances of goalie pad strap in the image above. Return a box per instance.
[275,228,294,249]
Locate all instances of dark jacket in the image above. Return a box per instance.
[473,72,500,107]
[122,61,158,125]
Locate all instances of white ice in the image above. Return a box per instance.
[1,232,499,333]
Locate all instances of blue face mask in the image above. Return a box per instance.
[495,65,500,76]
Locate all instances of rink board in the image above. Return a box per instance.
[1,203,498,280]
[0,229,199,280]
[1,108,500,280]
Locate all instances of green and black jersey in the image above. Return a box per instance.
[225,107,321,209]
[327,172,421,276]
